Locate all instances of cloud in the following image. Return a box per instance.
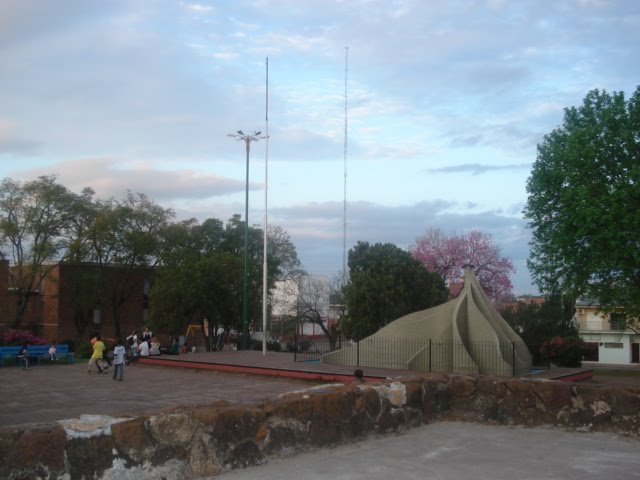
[0,118,40,155]
[183,3,214,14]
[268,199,536,293]
[13,158,254,201]
[0,0,637,298]
[426,163,531,176]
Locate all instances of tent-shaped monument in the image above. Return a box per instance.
[322,266,532,376]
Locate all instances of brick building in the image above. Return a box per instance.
[0,260,150,343]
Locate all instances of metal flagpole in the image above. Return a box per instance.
[262,57,269,355]
[343,46,348,284]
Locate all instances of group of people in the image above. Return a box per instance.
[16,326,189,381]
[87,327,159,380]
[87,335,126,380]
[17,343,60,370]
[87,328,188,381]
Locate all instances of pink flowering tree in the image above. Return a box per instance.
[409,228,515,307]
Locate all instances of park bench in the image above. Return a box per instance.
[0,344,74,366]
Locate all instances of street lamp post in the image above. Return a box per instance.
[228,130,264,350]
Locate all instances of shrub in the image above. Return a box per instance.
[286,339,311,353]
[77,340,93,359]
[59,339,76,352]
[249,339,282,352]
[541,336,586,368]
[0,329,49,347]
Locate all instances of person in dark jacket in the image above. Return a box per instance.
[18,343,31,370]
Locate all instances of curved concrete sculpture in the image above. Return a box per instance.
[323,266,532,376]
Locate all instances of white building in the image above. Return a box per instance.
[577,298,640,364]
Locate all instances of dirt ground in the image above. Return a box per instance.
[588,371,640,389]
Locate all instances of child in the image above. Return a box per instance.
[88,336,107,374]
[18,343,30,370]
[112,339,126,381]
[48,344,58,362]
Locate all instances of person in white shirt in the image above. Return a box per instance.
[126,330,138,355]
[112,339,126,381]
[149,337,161,356]
[139,340,150,357]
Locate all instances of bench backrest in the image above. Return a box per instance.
[0,344,71,355]
[0,346,22,356]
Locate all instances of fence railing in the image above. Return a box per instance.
[292,334,548,377]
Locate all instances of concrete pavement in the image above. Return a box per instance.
[218,421,640,480]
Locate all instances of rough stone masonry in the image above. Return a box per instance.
[1,373,639,479]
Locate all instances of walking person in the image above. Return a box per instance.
[88,336,107,374]
[112,339,126,381]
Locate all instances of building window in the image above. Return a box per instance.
[603,342,623,349]
[586,319,602,330]
[92,308,101,335]
[609,313,627,331]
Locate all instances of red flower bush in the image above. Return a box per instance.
[0,329,49,346]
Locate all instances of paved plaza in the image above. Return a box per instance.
[0,361,319,428]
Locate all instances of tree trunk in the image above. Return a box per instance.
[12,293,31,329]
[111,300,124,340]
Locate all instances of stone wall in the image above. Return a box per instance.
[1,373,639,479]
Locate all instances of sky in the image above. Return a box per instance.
[1,0,639,295]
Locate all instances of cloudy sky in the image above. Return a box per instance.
[1,0,639,294]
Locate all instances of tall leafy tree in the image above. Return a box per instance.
[86,192,174,338]
[0,175,80,327]
[524,87,640,320]
[501,294,577,348]
[63,187,105,342]
[267,225,303,280]
[342,242,448,340]
[150,216,300,347]
[410,227,515,307]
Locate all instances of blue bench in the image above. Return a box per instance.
[0,344,74,366]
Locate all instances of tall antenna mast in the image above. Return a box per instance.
[342,46,349,284]
[262,57,269,355]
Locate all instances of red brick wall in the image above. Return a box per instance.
[0,260,43,334]
[1,261,150,343]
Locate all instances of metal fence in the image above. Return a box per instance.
[293,333,548,377]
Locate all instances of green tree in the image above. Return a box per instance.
[150,216,300,348]
[525,87,640,321]
[62,187,104,343]
[86,192,174,338]
[501,294,578,347]
[342,242,448,340]
[0,175,80,327]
